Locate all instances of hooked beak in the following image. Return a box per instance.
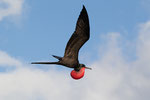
[84,66,92,70]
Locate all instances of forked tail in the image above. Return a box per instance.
[31,55,62,65]
[31,62,60,65]
[52,55,62,60]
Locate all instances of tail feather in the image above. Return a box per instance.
[31,62,60,65]
[52,55,62,60]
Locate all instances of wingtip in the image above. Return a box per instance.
[82,5,86,11]
[83,5,85,8]
[79,5,87,16]
[81,5,88,16]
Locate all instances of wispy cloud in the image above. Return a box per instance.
[0,0,24,22]
[0,51,22,67]
[0,21,150,100]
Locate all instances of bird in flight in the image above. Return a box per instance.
[32,5,91,80]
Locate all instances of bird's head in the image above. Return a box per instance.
[70,64,92,80]
[79,64,92,70]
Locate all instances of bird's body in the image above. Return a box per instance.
[51,55,79,69]
[32,5,91,79]
[60,57,78,68]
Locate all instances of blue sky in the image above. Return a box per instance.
[0,0,149,61]
[0,0,150,100]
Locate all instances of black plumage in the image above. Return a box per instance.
[32,5,91,71]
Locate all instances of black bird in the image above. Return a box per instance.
[32,5,91,79]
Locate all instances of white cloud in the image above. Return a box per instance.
[137,21,150,62]
[0,0,24,22]
[0,51,22,67]
[0,21,150,100]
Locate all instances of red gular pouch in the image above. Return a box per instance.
[70,67,85,80]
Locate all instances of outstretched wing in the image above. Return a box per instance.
[64,5,90,61]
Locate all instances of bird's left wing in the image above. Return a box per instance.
[64,5,90,61]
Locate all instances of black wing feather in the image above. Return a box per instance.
[64,5,90,61]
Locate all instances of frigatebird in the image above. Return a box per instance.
[32,5,91,80]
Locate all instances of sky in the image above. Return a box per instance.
[0,0,150,100]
